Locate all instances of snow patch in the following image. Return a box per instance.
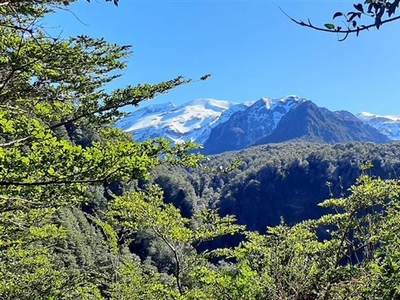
[115,98,251,144]
[357,112,400,140]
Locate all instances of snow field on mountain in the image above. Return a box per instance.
[116,96,399,144]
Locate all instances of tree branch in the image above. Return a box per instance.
[280,7,400,41]
[152,226,184,296]
[48,77,191,131]
[0,177,106,186]
[0,135,32,148]
[0,77,191,148]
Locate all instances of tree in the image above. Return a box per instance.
[107,185,244,298]
[286,1,400,40]
[214,172,400,299]
[0,0,202,298]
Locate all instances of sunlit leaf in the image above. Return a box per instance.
[324,23,336,30]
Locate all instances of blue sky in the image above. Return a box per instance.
[46,1,400,115]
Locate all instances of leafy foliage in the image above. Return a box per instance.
[152,142,400,234]
[107,185,244,297]
[212,172,400,299]
[2,1,400,299]
[0,0,200,297]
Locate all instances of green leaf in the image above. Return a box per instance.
[324,23,336,30]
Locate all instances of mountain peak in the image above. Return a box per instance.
[203,96,309,154]
[358,112,400,122]
[185,98,231,110]
[256,95,307,109]
[357,112,400,140]
[115,98,250,144]
[253,101,389,146]
[116,96,393,154]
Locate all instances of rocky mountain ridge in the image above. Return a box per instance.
[357,112,400,141]
[116,96,396,154]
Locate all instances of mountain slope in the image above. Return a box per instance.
[115,99,249,144]
[116,96,392,155]
[203,96,306,154]
[357,112,400,140]
[253,102,390,145]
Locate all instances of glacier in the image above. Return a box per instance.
[115,98,250,144]
[357,112,400,140]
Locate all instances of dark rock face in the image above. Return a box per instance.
[203,100,390,154]
[203,97,301,154]
[254,102,390,145]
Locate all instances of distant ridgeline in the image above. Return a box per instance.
[116,96,400,155]
[143,142,400,247]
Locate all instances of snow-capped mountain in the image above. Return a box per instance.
[253,103,389,147]
[116,95,392,155]
[203,97,390,154]
[203,95,307,153]
[115,98,250,144]
[357,112,400,140]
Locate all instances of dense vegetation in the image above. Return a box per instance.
[1,1,400,299]
[152,142,400,236]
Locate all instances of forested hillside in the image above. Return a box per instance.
[151,142,400,232]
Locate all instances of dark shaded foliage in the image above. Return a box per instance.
[153,142,400,241]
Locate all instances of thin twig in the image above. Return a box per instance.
[279,7,400,41]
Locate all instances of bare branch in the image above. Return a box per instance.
[280,7,400,41]
[152,226,184,296]
[0,177,106,186]
[0,136,33,148]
